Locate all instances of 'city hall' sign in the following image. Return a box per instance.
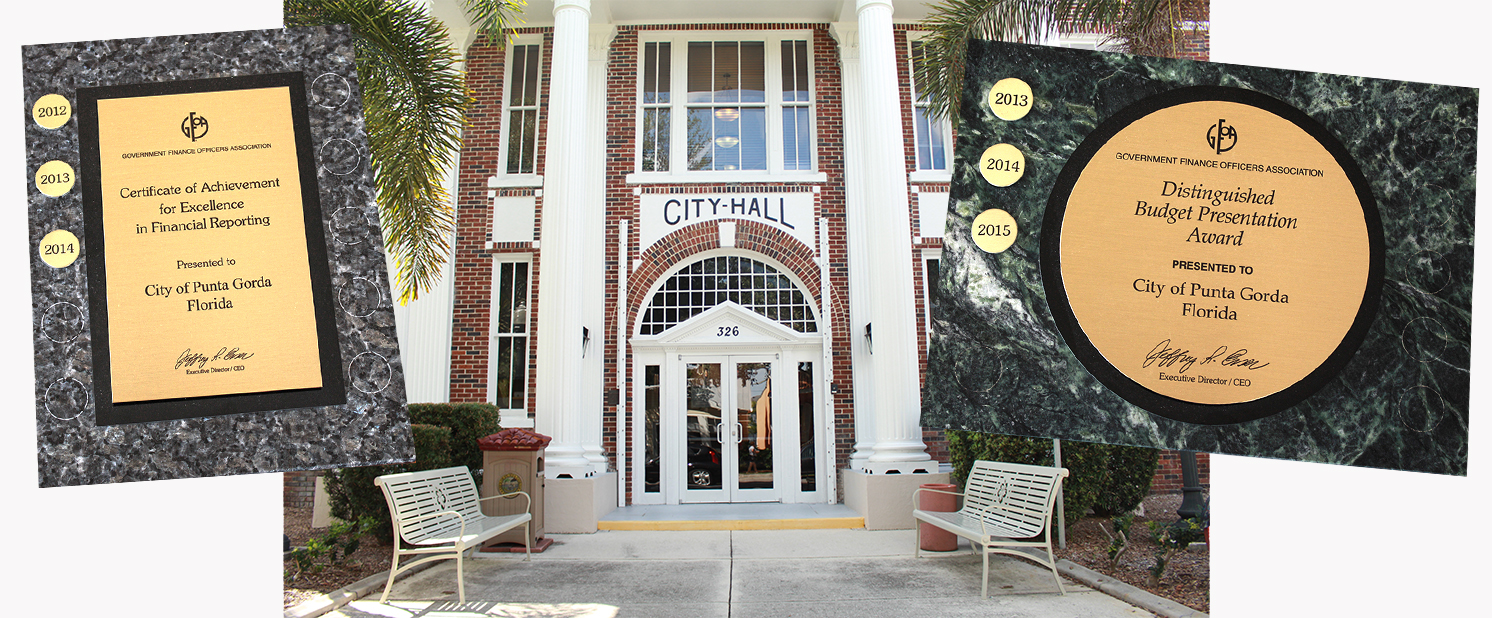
[639,192,816,252]
[924,41,1476,476]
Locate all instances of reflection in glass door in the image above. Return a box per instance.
[681,357,776,502]
[683,362,724,495]
[736,361,773,495]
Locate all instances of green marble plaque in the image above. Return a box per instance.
[924,40,1476,475]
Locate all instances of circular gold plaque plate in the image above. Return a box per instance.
[39,229,81,268]
[1042,86,1382,424]
[33,94,72,129]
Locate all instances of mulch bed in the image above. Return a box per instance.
[285,493,1208,613]
[283,506,393,609]
[1053,493,1209,614]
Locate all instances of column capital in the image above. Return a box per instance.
[829,22,859,60]
[589,24,617,62]
[554,0,590,17]
[855,0,894,14]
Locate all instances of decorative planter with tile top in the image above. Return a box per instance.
[479,428,552,551]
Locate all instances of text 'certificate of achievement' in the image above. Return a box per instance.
[78,73,344,423]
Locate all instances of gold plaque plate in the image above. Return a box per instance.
[78,73,345,423]
[1042,86,1383,424]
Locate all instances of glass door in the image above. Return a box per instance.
[680,356,777,502]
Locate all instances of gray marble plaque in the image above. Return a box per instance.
[24,27,413,486]
[925,40,1476,475]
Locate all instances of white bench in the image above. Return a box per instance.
[912,460,1069,598]
[374,466,532,604]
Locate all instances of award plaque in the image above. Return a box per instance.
[25,28,413,486]
[1043,86,1384,424]
[78,74,345,422]
[924,41,1476,475]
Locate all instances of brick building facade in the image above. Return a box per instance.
[378,0,1210,527]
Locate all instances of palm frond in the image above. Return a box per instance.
[287,0,470,303]
[916,0,1201,123]
[463,0,527,47]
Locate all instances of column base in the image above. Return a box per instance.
[544,471,618,533]
[841,468,950,530]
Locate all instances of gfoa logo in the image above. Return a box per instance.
[1206,118,1236,154]
[181,112,209,141]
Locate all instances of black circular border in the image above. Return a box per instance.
[1040,86,1384,425]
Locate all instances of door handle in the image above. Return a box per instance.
[717,422,726,444]
[735,422,744,444]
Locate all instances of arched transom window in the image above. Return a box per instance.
[640,255,817,335]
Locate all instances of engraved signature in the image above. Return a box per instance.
[174,347,256,370]
[1144,339,1198,373]
[1143,339,1269,373]
[1201,346,1269,371]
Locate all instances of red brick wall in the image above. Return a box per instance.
[1151,450,1211,494]
[284,470,322,509]
[1178,24,1210,61]
[449,30,552,410]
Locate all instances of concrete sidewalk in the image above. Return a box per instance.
[325,529,1156,618]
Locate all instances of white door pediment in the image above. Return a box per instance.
[634,301,814,347]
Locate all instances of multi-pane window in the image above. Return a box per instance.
[640,42,671,171]
[780,40,812,170]
[687,41,767,171]
[638,34,814,175]
[490,259,531,410]
[640,255,817,335]
[504,44,542,175]
[908,39,949,172]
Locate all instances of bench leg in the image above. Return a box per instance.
[524,522,532,561]
[1045,545,1066,595]
[379,551,400,604]
[914,521,921,559]
[981,546,990,600]
[456,548,465,605]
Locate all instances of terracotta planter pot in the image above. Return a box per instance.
[918,483,959,552]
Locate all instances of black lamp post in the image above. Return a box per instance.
[1176,450,1206,520]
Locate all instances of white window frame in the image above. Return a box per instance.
[907,31,953,184]
[1050,32,1123,52]
[493,34,545,188]
[488,254,534,428]
[627,30,827,185]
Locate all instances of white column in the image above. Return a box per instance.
[829,22,877,473]
[535,0,600,478]
[388,0,464,403]
[854,0,930,473]
[580,24,617,470]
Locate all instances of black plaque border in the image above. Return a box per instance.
[1040,85,1385,426]
[76,72,346,425]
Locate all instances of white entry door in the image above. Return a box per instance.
[678,355,780,503]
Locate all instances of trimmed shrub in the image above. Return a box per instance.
[407,403,502,473]
[946,432,1158,526]
[325,423,455,543]
[1090,445,1161,517]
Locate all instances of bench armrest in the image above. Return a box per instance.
[911,486,964,500]
[477,490,533,515]
[398,509,468,543]
[911,486,990,537]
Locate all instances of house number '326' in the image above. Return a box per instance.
[716,326,740,337]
